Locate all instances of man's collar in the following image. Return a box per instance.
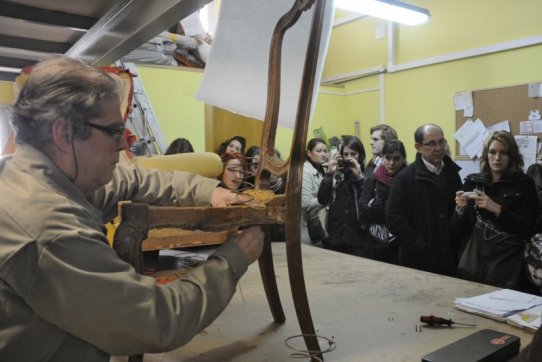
[421,156,445,175]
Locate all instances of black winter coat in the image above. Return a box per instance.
[317,169,364,248]
[358,174,394,261]
[450,172,537,248]
[386,153,462,276]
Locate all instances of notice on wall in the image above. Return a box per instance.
[515,135,538,170]
[455,118,487,159]
[454,91,474,117]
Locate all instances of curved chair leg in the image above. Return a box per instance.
[258,225,286,322]
[285,202,323,361]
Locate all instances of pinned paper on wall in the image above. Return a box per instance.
[487,120,511,133]
[454,91,474,117]
[515,135,538,170]
[196,0,334,129]
[529,110,541,121]
[455,118,487,159]
[520,120,534,134]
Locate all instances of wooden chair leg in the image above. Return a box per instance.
[258,225,286,322]
[285,230,323,361]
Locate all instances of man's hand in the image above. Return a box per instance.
[211,186,251,207]
[231,226,264,264]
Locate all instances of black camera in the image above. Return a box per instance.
[337,159,352,168]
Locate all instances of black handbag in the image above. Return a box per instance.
[307,206,328,243]
[458,213,525,289]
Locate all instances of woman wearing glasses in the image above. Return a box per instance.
[452,131,537,291]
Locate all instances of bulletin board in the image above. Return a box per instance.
[455,82,542,159]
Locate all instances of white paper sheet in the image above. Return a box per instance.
[454,118,487,159]
[520,120,534,134]
[454,91,473,111]
[180,12,206,36]
[515,135,538,170]
[455,289,542,318]
[487,120,511,133]
[196,0,334,129]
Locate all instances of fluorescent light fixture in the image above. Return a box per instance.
[334,0,430,26]
[0,66,21,73]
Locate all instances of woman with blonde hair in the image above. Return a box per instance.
[452,131,537,290]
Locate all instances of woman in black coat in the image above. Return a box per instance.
[317,135,365,255]
[359,140,407,263]
[452,131,537,290]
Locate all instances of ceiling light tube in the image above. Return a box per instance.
[334,0,430,26]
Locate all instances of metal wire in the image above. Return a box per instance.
[284,334,336,361]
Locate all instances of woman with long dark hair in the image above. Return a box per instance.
[359,140,407,263]
[301,138,328,245]
[317,135,366,255]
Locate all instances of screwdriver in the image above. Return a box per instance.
[420,315,476,327]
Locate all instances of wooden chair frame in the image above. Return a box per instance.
[113,1,327,360]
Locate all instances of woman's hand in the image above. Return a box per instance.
[349,158,362,180]
[455,190,469,208]
[326,153,340,175]
[475,192,502,216]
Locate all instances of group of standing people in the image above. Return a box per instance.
[302,123,541,293]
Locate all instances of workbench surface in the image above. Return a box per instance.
[113,243,535,361]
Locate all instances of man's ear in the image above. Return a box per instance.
[414,143,422,154]
[51,118,73,152]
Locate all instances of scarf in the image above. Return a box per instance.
[307,158,325,177]
[374,164,395,186]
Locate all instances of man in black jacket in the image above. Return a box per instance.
[386,124,462,276]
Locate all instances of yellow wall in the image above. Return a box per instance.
[135,66,348,157]
[134,65,207,152]
[323,0,542,161]
[0,81,14,104]
[136,0,542,162]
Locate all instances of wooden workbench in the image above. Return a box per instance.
[113,244,535,361]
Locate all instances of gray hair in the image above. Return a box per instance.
[11,56,119,149]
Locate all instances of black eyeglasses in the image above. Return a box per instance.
[420,138,447,149]
[84,122,125,142]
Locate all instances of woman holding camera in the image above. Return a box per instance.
[452,131,537,290]
[317,135,366,255]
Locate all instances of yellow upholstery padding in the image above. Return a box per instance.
[106,152,223,246]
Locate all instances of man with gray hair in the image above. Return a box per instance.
[0,56,263,360]
[386,124,462,276]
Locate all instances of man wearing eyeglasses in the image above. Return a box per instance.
[0,56,264,361]
[386,124,462,277]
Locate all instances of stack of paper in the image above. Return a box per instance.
[505,305,542,332]
[455,289,542,322]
